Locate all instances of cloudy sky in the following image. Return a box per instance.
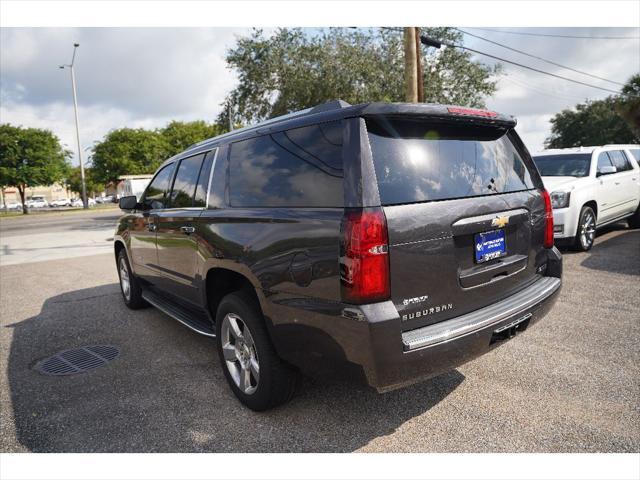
[1,27,638,165]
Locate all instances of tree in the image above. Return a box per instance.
[65,167,104,197]
[91,121,225,185]
[615,73,640,138]
[0,124,70,214]
[91,128,169,185]
[217,28,500,126]
[160,121,225,157]
[545,74,640,148]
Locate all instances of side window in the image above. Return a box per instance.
[597,152,614,172]
[229,121,344,207]
[193,150,215,208]
[142,163,176,210]
[629,149,640,164]
[607,150,632,172]
[169,154,205,208]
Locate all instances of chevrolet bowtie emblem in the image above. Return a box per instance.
[491,216,509,228]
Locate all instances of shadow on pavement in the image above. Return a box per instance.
[6,284,464,452]
[579,227,640,276]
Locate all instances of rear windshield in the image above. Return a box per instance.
[366,117,535,205]
[532,154,591,177]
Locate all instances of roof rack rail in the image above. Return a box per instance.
[186,100,351,151]
[309,99,351,114]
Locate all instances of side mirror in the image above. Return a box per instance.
[597,165,617,176]
[119,195,139,210]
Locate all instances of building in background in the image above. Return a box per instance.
[1,183,70,205]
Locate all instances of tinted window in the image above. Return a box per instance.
[607,150,632,172]
[169,154,205,208]
[597,152,614,171]
[629,149,640,163]
[193,150,214,208]
[142,163,176,209]
[366,118,534,205]
[533,154,591,177]
[229,122,343,207]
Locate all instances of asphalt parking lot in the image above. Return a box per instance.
[0,211,638,452]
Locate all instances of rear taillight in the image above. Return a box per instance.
[447,106,498,118]
[340,208,390,304]
[541,189,554,248]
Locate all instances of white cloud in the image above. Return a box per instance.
[472,27,640,150]
[1,27,638,164]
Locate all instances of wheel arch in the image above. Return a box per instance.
[114,238,126,261]
[582,200,598,221]
[204,267,272,333]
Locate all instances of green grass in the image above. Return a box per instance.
[0,211,23,218]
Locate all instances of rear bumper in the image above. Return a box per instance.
[266,249,562,393]
[370,275,561,392]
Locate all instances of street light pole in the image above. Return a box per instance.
[60,43,87,209]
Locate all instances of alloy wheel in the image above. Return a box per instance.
[221,313,260,395]
[580,210,596,250]
[119,257,131,300]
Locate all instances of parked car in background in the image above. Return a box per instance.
[95,195,115,204]
[4,202,22,211]
[70,197,96,207]
[50,198,71,207]
[533,145,640,251]
[115,100,562,411]
[26,196,48,208]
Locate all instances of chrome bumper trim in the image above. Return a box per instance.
[402,276,560,351]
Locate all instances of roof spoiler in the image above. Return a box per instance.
[361,103,517,128]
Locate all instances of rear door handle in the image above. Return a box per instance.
[180,226,196,235]
[614,181,621,185]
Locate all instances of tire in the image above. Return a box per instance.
[627,206,640,229]
[116,249,147,309]
[573,205,597,251]
[215,291,297,411]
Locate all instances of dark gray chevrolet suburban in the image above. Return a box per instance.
[115,101,562,411]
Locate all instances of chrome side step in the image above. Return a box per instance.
[402,276,560,351]
[142,289,215,337]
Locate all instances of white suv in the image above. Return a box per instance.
[532,145,640,251]
[26,196,49,208]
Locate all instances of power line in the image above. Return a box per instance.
[420,35,625,96]
[464,27,640,40]
[502,73,591,103]
[455,28,626,86]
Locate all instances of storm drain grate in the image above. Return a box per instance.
[35,345,120,376]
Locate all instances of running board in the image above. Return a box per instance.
[142,289,215,337]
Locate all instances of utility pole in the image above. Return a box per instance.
[414,27,424,102]
[228,104,233,132]
[403,27,418,103]
[60,43,88,209]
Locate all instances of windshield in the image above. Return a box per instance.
[533,154,591,177]
[366,117,535,205]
